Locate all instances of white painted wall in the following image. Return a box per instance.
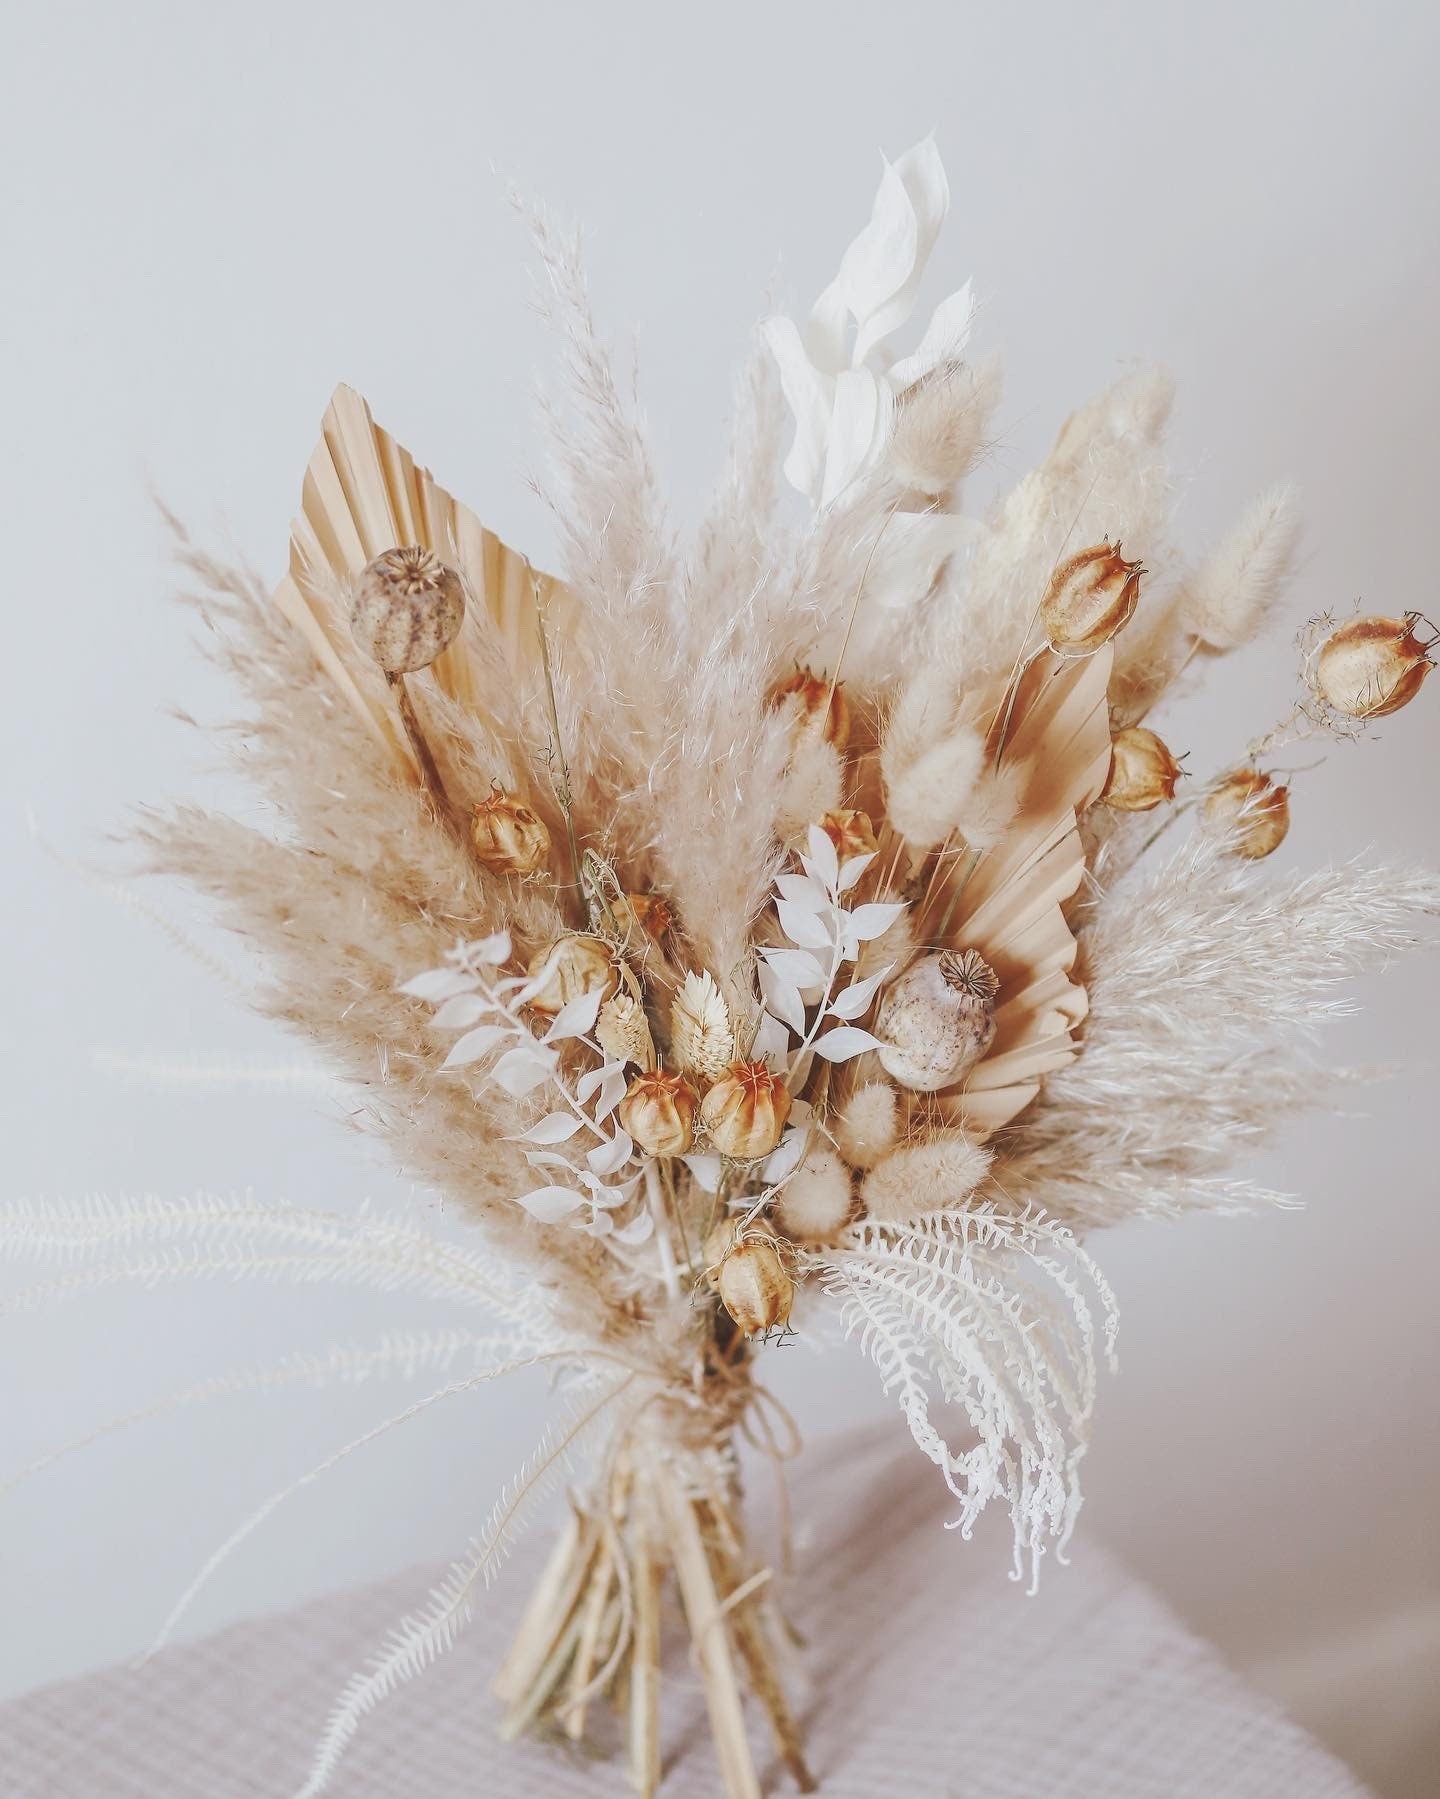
[4,3,1437,1792]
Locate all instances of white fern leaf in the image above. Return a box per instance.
[146,1354,572,1661]
[1,1330,531,1498]
[812,1205,1118,1590]
[298,1372,632,1797]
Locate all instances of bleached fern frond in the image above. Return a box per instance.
[0,1193,550,1337]
[812,1205,1117,1591]
[2,1330,535,1498]
[91,1049,343,1095]
[298,1371,633,1798]
[147,1353,585,1661]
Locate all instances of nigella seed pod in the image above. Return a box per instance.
[874,949,999,1092]
[819,808,880,861]
[623,893,674,939]
[1101,726,1184,812]
[350,546,466,674]
[1203,767,1290,860]
[617,1070,698,1157]
[1041,541,1143,657]
[525,934,621,1017]
[699,1061,792,1160]
[773,667,851,749]
[471,789,551,877]
[702,1217,737,1290]
[1313,614,1435,719]
[716,1230,795,1337]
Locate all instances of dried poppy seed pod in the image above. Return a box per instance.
[819,807,880,861]
[1203,767,1290,860]
[716,1231,795,1337]
[875,948,999,1092]
[699,1061,792,1160]
[350,546,466,674]
[1101,726,1184,812]
[1041,542,1143,657]
[525,933,621,1017]
[1313,613,1435,719]
[470,789,551,876]
[617,1070,697,1157]
[773,667,851,749]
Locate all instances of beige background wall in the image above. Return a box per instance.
[3,3,1437,1792]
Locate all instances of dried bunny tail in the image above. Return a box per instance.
[886,352,1004,498]
[860,1132,992,1224]
[1111,484,1304,724]
[298,1372,633,1798]
[774,719,845,847]
[1006,837,1440,1230]
[1183,483,1303,652]
[882,727,985,854]
[832,1082,901,1170]
[949,762,1021,856]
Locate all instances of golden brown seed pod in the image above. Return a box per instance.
[525,934,621,1017]
[874,949,999,1092]
[1040,541,1143,657]
[699,1061,792,1160]
[1313,613,1435,719]
[470,790,551,877]
[819,808,880,862]
[1203,767,1290,860]
[1101,726,1184,812]
[624,893,675,939]
[617,1070,698,1157]
[716,1231,795,1337]
[702,1217,738,1290]
[773,667,851,749]
[350,546,466,674]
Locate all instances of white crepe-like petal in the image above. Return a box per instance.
[761,315,835,498]
[889,280,976,389]
[833,157,921,342]
[821,368,890,505]
[852,140,951,364]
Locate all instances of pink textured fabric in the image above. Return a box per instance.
[0,1425,1368,1797]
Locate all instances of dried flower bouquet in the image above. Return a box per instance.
[9,140,1439,1797]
